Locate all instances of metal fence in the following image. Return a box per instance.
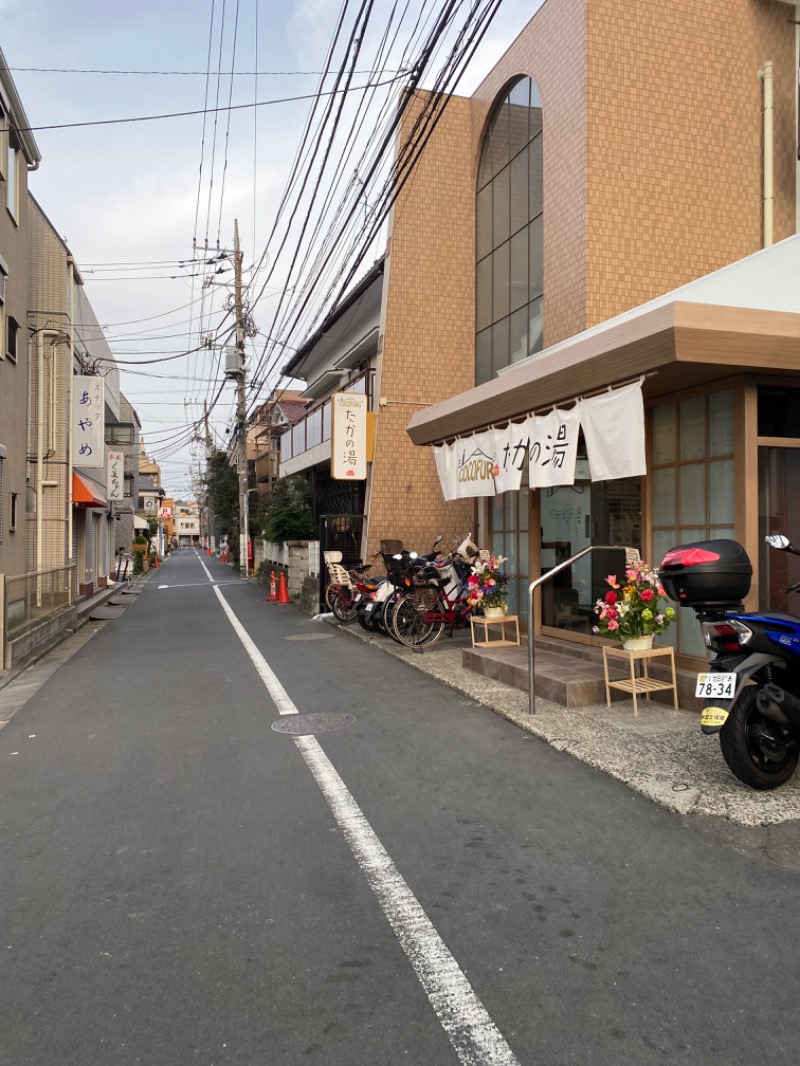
[4,565,76,640]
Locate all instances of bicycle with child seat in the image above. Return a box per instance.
[390,535,481,649]
[323,552,372,623]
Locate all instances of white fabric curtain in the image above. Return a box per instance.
[579,380,646,481]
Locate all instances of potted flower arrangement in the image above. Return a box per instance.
[593,564,676,650]
[467,555,509,618]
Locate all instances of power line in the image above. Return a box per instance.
[19,73,408,132]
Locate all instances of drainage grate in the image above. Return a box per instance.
[271,712,357,735]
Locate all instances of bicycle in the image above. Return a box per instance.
[391,554,476,649]
[323,552,371,624]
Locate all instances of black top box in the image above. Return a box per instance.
[659,539,752,609]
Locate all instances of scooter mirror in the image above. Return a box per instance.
[433,534,442,546]
[766,534,791,550]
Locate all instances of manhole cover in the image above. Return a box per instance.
[271,713,357,735]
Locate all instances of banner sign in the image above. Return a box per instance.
[432,381,645,499]
[72,375,105,469]
[454,429,496,497]
[107,451,124,500]
[579,381,646,481]
[331,392,367,480]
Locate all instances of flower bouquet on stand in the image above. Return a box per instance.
[593,564,675,650]
[467,555,509,618]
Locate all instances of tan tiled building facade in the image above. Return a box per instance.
[379,0,800,667]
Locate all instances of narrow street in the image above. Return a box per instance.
[1,550,799,1065]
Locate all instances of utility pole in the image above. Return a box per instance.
[233,220,249,580]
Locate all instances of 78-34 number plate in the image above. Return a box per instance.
[695,672,736,700]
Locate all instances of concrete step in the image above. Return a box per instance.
[463,637,700,709]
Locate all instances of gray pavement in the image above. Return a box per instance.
[324,613,800,865]
[4,564,800,864]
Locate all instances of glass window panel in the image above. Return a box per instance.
[509,152,528,236]
[530,107,543,140]
[530,78,542,109]
[529,137,543,221]
[652,403,676,464]
[476,185,492,261]
[679,612,707,657]
[476,257,492,331]
[528,297,544,356]
[292,422,304,456]
[708,390,734,456]
[708,459,735,525]
[509,229,528,312]
[492,317,509,375]
[492,244,510,321]
[493,166,510,247]
[491,493,504,526]
[322,401,331,440]
[477,142,493,190]
[309,410,322,449]
[680,463,706,526]
[519,488,530,530]
[490,101,510,176]
[508,79,530,157]
[652,466,676,526]
[679,396,706,461]
[476,328,492,385]
[529,215,543,300]
[758,386,800,437]
[509,306,528,364]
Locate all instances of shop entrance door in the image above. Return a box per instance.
[539,469,641,639]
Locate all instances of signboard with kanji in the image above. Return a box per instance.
[107,451,124,500]
[331,392,367,480]
[72,375,105,469]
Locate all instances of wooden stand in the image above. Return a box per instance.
[471,614,521,648]
[602,644,678,717]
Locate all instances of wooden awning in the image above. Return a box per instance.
[407,301,800,446]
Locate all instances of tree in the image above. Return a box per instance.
[261,474,314,542]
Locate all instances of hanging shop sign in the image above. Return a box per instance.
[331,392,367,480]
[72,375,105,469]
[433,379,645,499]
[107,451,124,500]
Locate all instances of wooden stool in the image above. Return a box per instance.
[470,614,521,648]
[602,644,678,717]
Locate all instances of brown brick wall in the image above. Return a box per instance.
[584,0,797,325]
[369,92,475,556]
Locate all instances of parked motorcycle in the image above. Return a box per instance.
[659,536,800,790]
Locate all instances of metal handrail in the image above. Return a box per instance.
[527,545,636,715]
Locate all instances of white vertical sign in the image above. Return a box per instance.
[331,393,367,480]
[107,451,124,500]
[72,375,105,469]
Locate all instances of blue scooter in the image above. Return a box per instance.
[659,535,800,790]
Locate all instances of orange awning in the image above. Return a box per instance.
[72,471,108,508]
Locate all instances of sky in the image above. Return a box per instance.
[2,0,541,500]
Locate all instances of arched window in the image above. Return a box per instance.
[475,77,543,385]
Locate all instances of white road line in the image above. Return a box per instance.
[212,584,520,1066]
[157,581,241,589]
[212,586,297,716]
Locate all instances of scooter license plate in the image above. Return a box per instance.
[695,672,736,699]
[364,602,374,614]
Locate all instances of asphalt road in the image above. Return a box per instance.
[1,549,799,1065]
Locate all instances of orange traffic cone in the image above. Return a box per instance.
[154,554,159,569]
[277,572,291,605]
[268,571,278,601]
